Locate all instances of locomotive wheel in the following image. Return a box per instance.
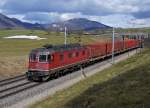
[27,76,33,81]
[37,77,43,82]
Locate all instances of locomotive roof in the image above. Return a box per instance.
[31,43,85,54]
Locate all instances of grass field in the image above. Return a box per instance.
[30,40,150,108]
[0,29,110,79]
[0,29,106,56]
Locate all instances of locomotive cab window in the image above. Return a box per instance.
[48,55,53,62]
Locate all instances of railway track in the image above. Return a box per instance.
[0,75,42,108]
[0,75,41,100]
[0,82,39,99]
[0,74,26,86]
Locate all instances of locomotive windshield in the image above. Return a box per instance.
[39,54,52,62]
[39,55,47,62]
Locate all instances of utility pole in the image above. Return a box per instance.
[112,27,115,64]
[64,26,67,45]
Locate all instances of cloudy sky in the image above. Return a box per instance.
[0,0,150,28]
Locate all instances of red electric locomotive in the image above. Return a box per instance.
[26,39,140,81]
[26,44,90,81]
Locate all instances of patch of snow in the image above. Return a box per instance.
[52,24,59,27]
[3,35,46,40]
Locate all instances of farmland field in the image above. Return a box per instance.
[0,29,110,79]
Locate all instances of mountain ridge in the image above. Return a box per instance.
[0,13,111,31]
[48,18,111,31]
[0,13,44,29]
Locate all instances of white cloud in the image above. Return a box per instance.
[7,14,25,20]
[128,18,150,27]
[60,12,83,21]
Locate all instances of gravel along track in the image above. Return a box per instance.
[0,49,140,108]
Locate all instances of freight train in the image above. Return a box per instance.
[26,39,140,81]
